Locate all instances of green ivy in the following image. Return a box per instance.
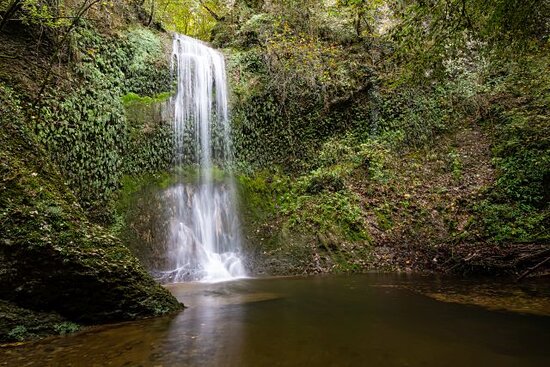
[33,25,174,222]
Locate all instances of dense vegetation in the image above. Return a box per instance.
[0,0,182,342]
[0,0,548,342]
[209,0,549,275]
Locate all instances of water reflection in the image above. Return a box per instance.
[158,283,250,365]
[1,275,549,367]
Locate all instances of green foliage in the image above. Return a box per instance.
[358,139,390,181]
[238,135,386,246]
[447,148,462,180]
[144,0,229,40]
[0,0,71,29]
[263,28,364,107]
[235,13,274,46]
[122,91,174,177]
[303,170,345,195]
[0,299,71,343]
[335,0,387,37]
[33,25,173,221]
[475,202,547,243]
[471,54,549,243]
[282,191,369,242]
[116,172,173,208]
[36,71,127,219]
[390,0,549,83]
[53,321,80,335]
[238,167,370,271]
[384,0,548,245]
[122,92,171,106]
[310,136,391,183]
[277,136,391,242]
[487,61,549,207]
[124,27,172,95]
[378,40,489,150]
[228,45,372,169]
[7,325,30,341]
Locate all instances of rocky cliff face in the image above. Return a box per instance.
[0,84,182,342]
[0,4,182,342]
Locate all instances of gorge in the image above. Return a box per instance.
[0,0,548,365]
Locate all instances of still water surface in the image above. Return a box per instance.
[1,274,549,366]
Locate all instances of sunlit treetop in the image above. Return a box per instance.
[144,0,232,40]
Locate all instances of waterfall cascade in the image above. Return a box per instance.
[162,34,246,282]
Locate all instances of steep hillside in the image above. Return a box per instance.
[212,0,549,276]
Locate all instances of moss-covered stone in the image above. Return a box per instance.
[122,93,174,176]
[0,85,182,342]
[0,300,75,343]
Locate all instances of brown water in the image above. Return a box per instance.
[1,274,549,367]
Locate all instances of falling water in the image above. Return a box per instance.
[162,34,246,283]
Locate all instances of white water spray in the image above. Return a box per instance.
[161,34,246,283]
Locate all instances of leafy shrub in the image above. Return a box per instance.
[472,55,549,243]
[53,322,80,335]
[476,202,548,243]
[282,191,368,241]
[7,326,30,342]
[303,170,345,194]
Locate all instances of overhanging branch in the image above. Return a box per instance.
[198,1,222,22]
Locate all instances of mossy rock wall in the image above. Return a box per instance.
[29,25,176,223]
[0,63,181,343]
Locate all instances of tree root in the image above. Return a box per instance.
[517,256,550,281]
[437,243,550,277]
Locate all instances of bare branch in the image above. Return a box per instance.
[198,0,222,22]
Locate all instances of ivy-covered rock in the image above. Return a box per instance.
[0,85,182,341]
[34,25,175,222]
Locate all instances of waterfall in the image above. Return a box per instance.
[161,34,246,283]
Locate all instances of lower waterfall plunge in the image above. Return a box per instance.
[159,34,246,283]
